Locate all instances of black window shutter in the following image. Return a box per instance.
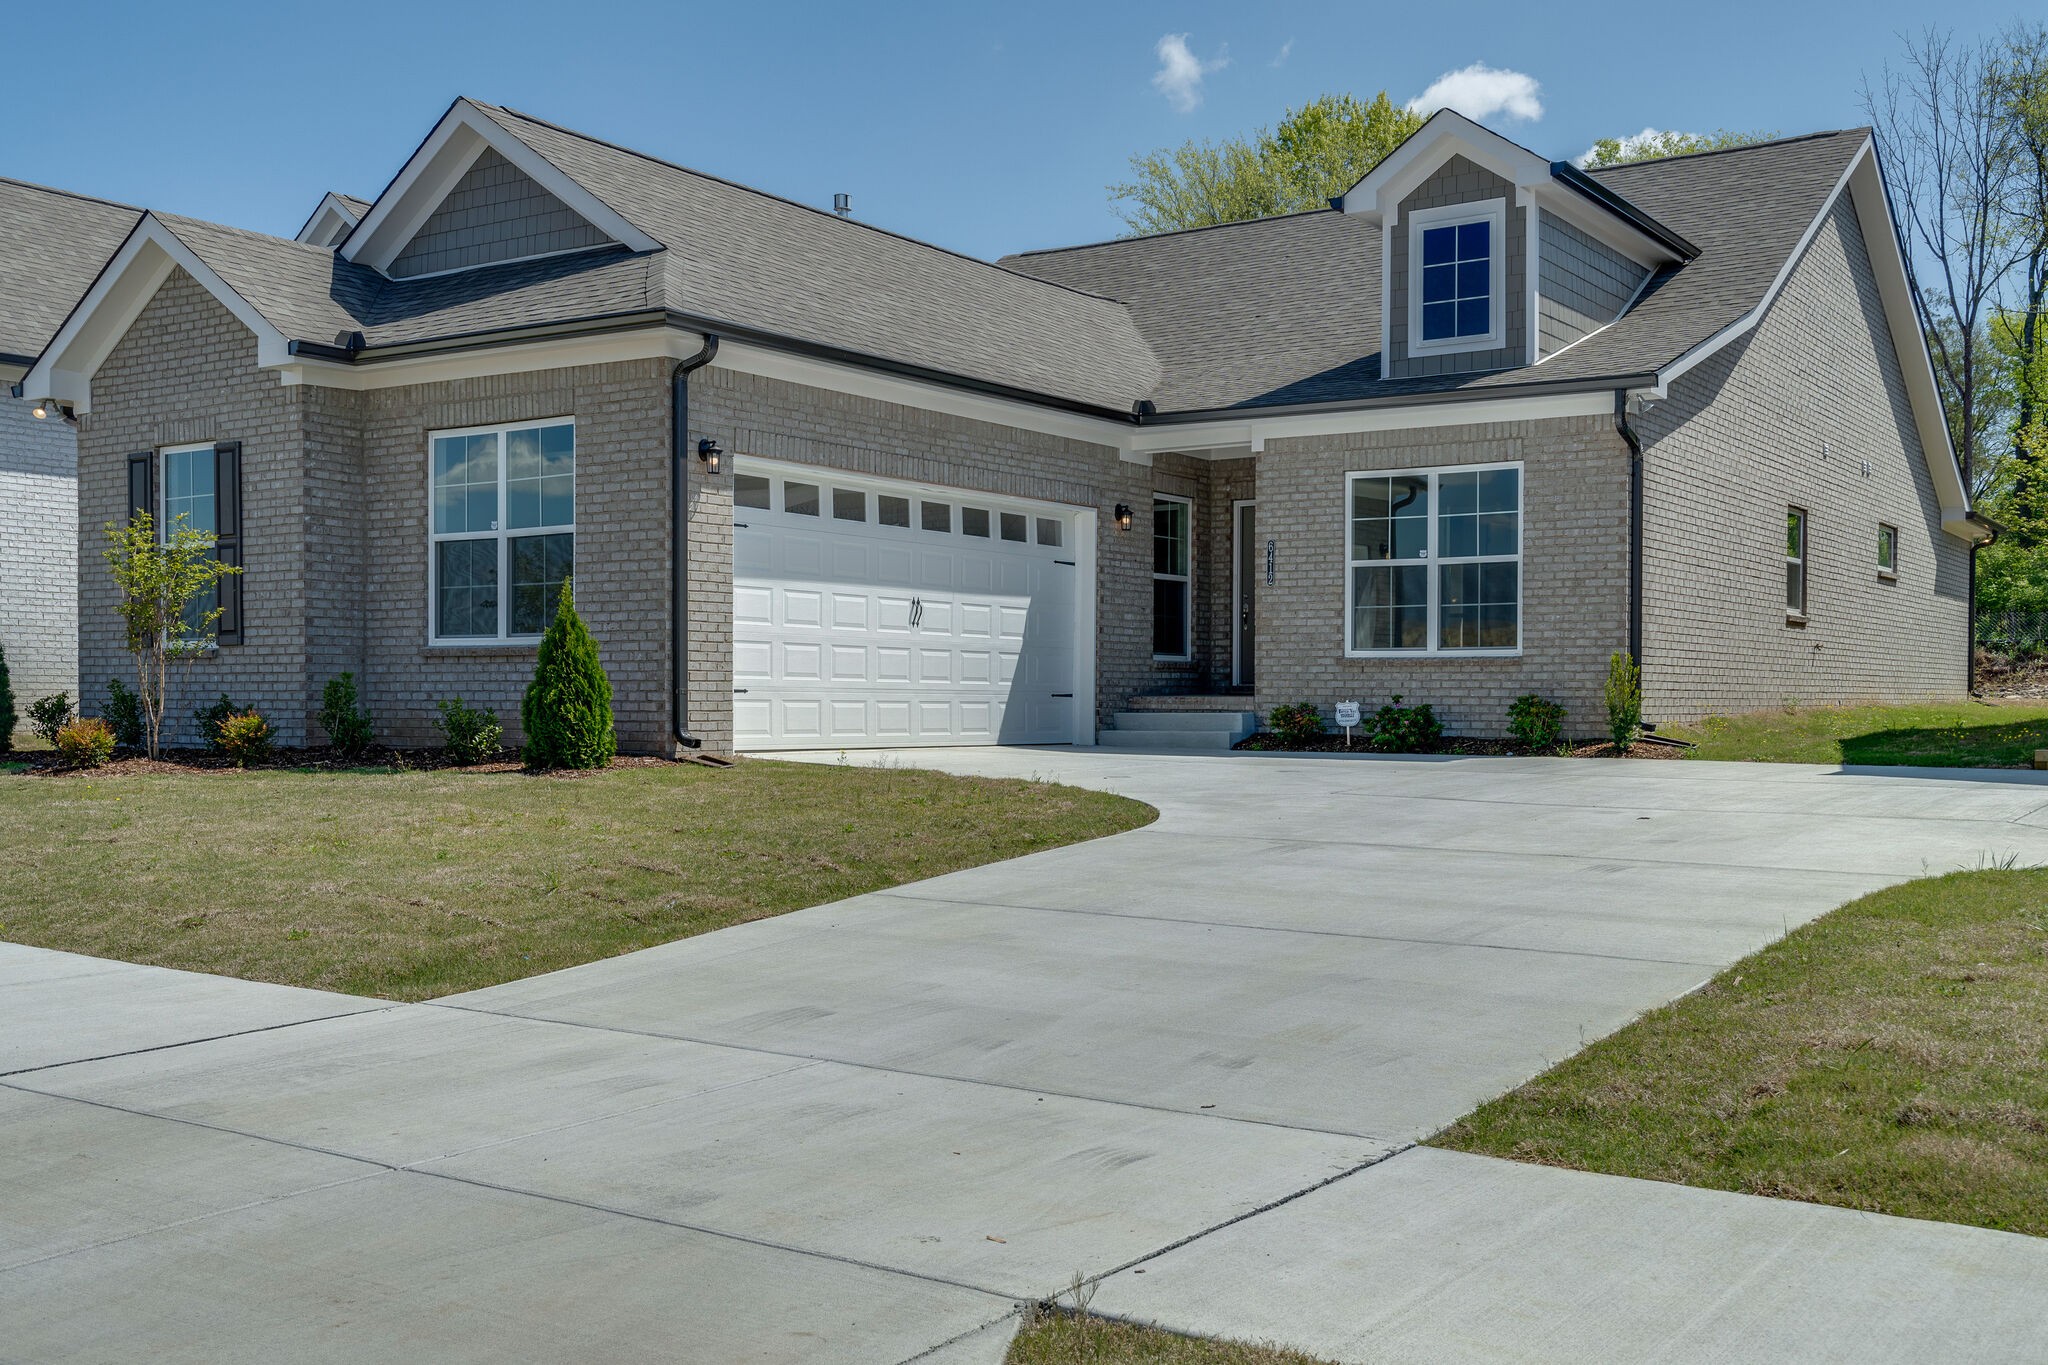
[213,441,243,645]
[127,452,156,526]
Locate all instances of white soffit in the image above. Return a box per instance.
[341,99,660,273]
[295,192,363,247]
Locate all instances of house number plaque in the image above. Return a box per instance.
[1265,539,1275,587]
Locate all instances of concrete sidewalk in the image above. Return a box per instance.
[7,750,2048,1361]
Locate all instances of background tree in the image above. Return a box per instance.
[102,510,240,759]
[1110,92,1423,235]
[1580,128,1777,168]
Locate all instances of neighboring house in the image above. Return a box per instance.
[18,101,1985,754]
[0,180,143,721]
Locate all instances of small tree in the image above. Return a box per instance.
[103,510,240,759]
[0,640,15,755]
[521,579,615,769]
[1605,652,1643,753]
[318,672,375,757]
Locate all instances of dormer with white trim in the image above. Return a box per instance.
[340,98,660,279]
[1341,110,1696,380]
[295,192,366,248]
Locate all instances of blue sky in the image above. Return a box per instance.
[9,1,2030,259]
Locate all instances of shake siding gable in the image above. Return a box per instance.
[1388,155,1528,378]
[1635,194,1968,720]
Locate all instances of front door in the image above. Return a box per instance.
[1233,500,1256,687]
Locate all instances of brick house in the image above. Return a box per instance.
[17,102,1985,754]
[0,180,142,720]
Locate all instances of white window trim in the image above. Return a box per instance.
[426,416,576,647]
[1407,198,1508,358]
[159,441,217,539]
[1344,460,1524,658]
[1153,493,1194,662]
[1877,521,1899,580]
[1786,506,1809,621]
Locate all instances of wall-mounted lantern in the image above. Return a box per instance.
[697,437,724,475]
[1114,503,1134,532]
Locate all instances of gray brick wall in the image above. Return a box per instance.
[389,147,611,278]
[1389,156,1527,378]
[1635,194,1969,720]
[1537,212,1648,358]
[79,270,311,746]
[1253,415,1631,738]
[0,392,78,718]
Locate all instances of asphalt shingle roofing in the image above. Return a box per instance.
[0,179,143,365]
[50,106,1872,420]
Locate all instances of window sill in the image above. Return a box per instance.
[1785,611,1808,627]
[426,640,542,657]
[1878,570,1899,583]
[1344,649,1523,660]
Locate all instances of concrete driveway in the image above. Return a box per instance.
[7,750,2048,1362]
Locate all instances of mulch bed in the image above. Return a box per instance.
[1233,734,1688,760]
[7,745,685,779]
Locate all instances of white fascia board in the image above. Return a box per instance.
[277,323,695,391]
[1530,180,1681,269]
[342,99,660,273]
[1133,389,1615,456]
[18,214,291,412]
[1341,110,1552,218]
[295,193,362,246]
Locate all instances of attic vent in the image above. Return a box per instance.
[833,193,851,218]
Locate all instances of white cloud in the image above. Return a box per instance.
[1575,127,1670,167]
[1152,33,1229,113]
[1271,38,1294,68]
[1405,63,1544,123]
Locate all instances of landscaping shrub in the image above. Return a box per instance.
[521,579,616,769]
[193,694,240,752]
[1507,693,1568,754]
[318,672,375,757]
[1365,694,1444,753]
[0,640,14,754]
[29,693,75,746]
[104,677,145,748]
[434,697,503,765]
[1267,702,1326,747]
[1605,651,1643,751]
[215,709,274,767]
[55,716,116,768]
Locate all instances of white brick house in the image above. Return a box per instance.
[17,103,1986,753]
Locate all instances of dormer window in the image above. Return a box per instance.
[1408,200,1506,356]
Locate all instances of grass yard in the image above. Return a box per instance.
[1433,869,2048,1236]
[1008,1312,1330,1364]
[0,759,1152,1001]
[1668,699,2048,767]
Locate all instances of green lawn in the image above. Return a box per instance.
[0,759,1152,1001]
[1668,699,2048,767]
[1008,1313,1329,1364]
[1432,869,2048,1236]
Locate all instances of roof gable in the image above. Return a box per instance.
[341,98,659,275]
[387,146,612,278]
[295,191,369,248]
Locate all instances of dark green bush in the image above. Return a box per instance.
[1267,702,1326,747]
[55,716,116,768]
[0,640,15,755]
[521,580,615,770]
[194,694,240,752]
[434,697,504,765]
[318,672,375,756]
[1507,693,1568,754]
[29,693,75,746]
[1605,652,1642,750]
[1365,694,1444,753]
[105,677,145,748]
[215,709,274,767]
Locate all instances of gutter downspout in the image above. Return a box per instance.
[1968,514,1999,695]
[1614,390,1645,666]
[672,334,720,751]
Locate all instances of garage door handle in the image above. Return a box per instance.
[1055,559,1075,566]
[732,688,749,694]
[1052,693,1073,698]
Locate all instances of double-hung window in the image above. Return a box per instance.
[142,441,242,643]
[1153,494,1192,660]
[1347,463,1521,654]
[1877,522,1898,579]
[1786,507,1807,617]
[430,419,575,642]
[1409,200,1505,354]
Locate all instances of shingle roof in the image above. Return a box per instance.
[1000,128,1870,413]
[120,110,1868,421]
[332,193,371,221]
[0,179,143,365]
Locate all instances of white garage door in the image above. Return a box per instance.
[732,460,1086,750]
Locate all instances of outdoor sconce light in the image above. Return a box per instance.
[30,400,48,420]
[697,437,724,475]
[1114,503,1134,531]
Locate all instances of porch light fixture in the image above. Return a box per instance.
[697,437,724,475]
[30,400,48,419]
[1115,503,1134,531]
